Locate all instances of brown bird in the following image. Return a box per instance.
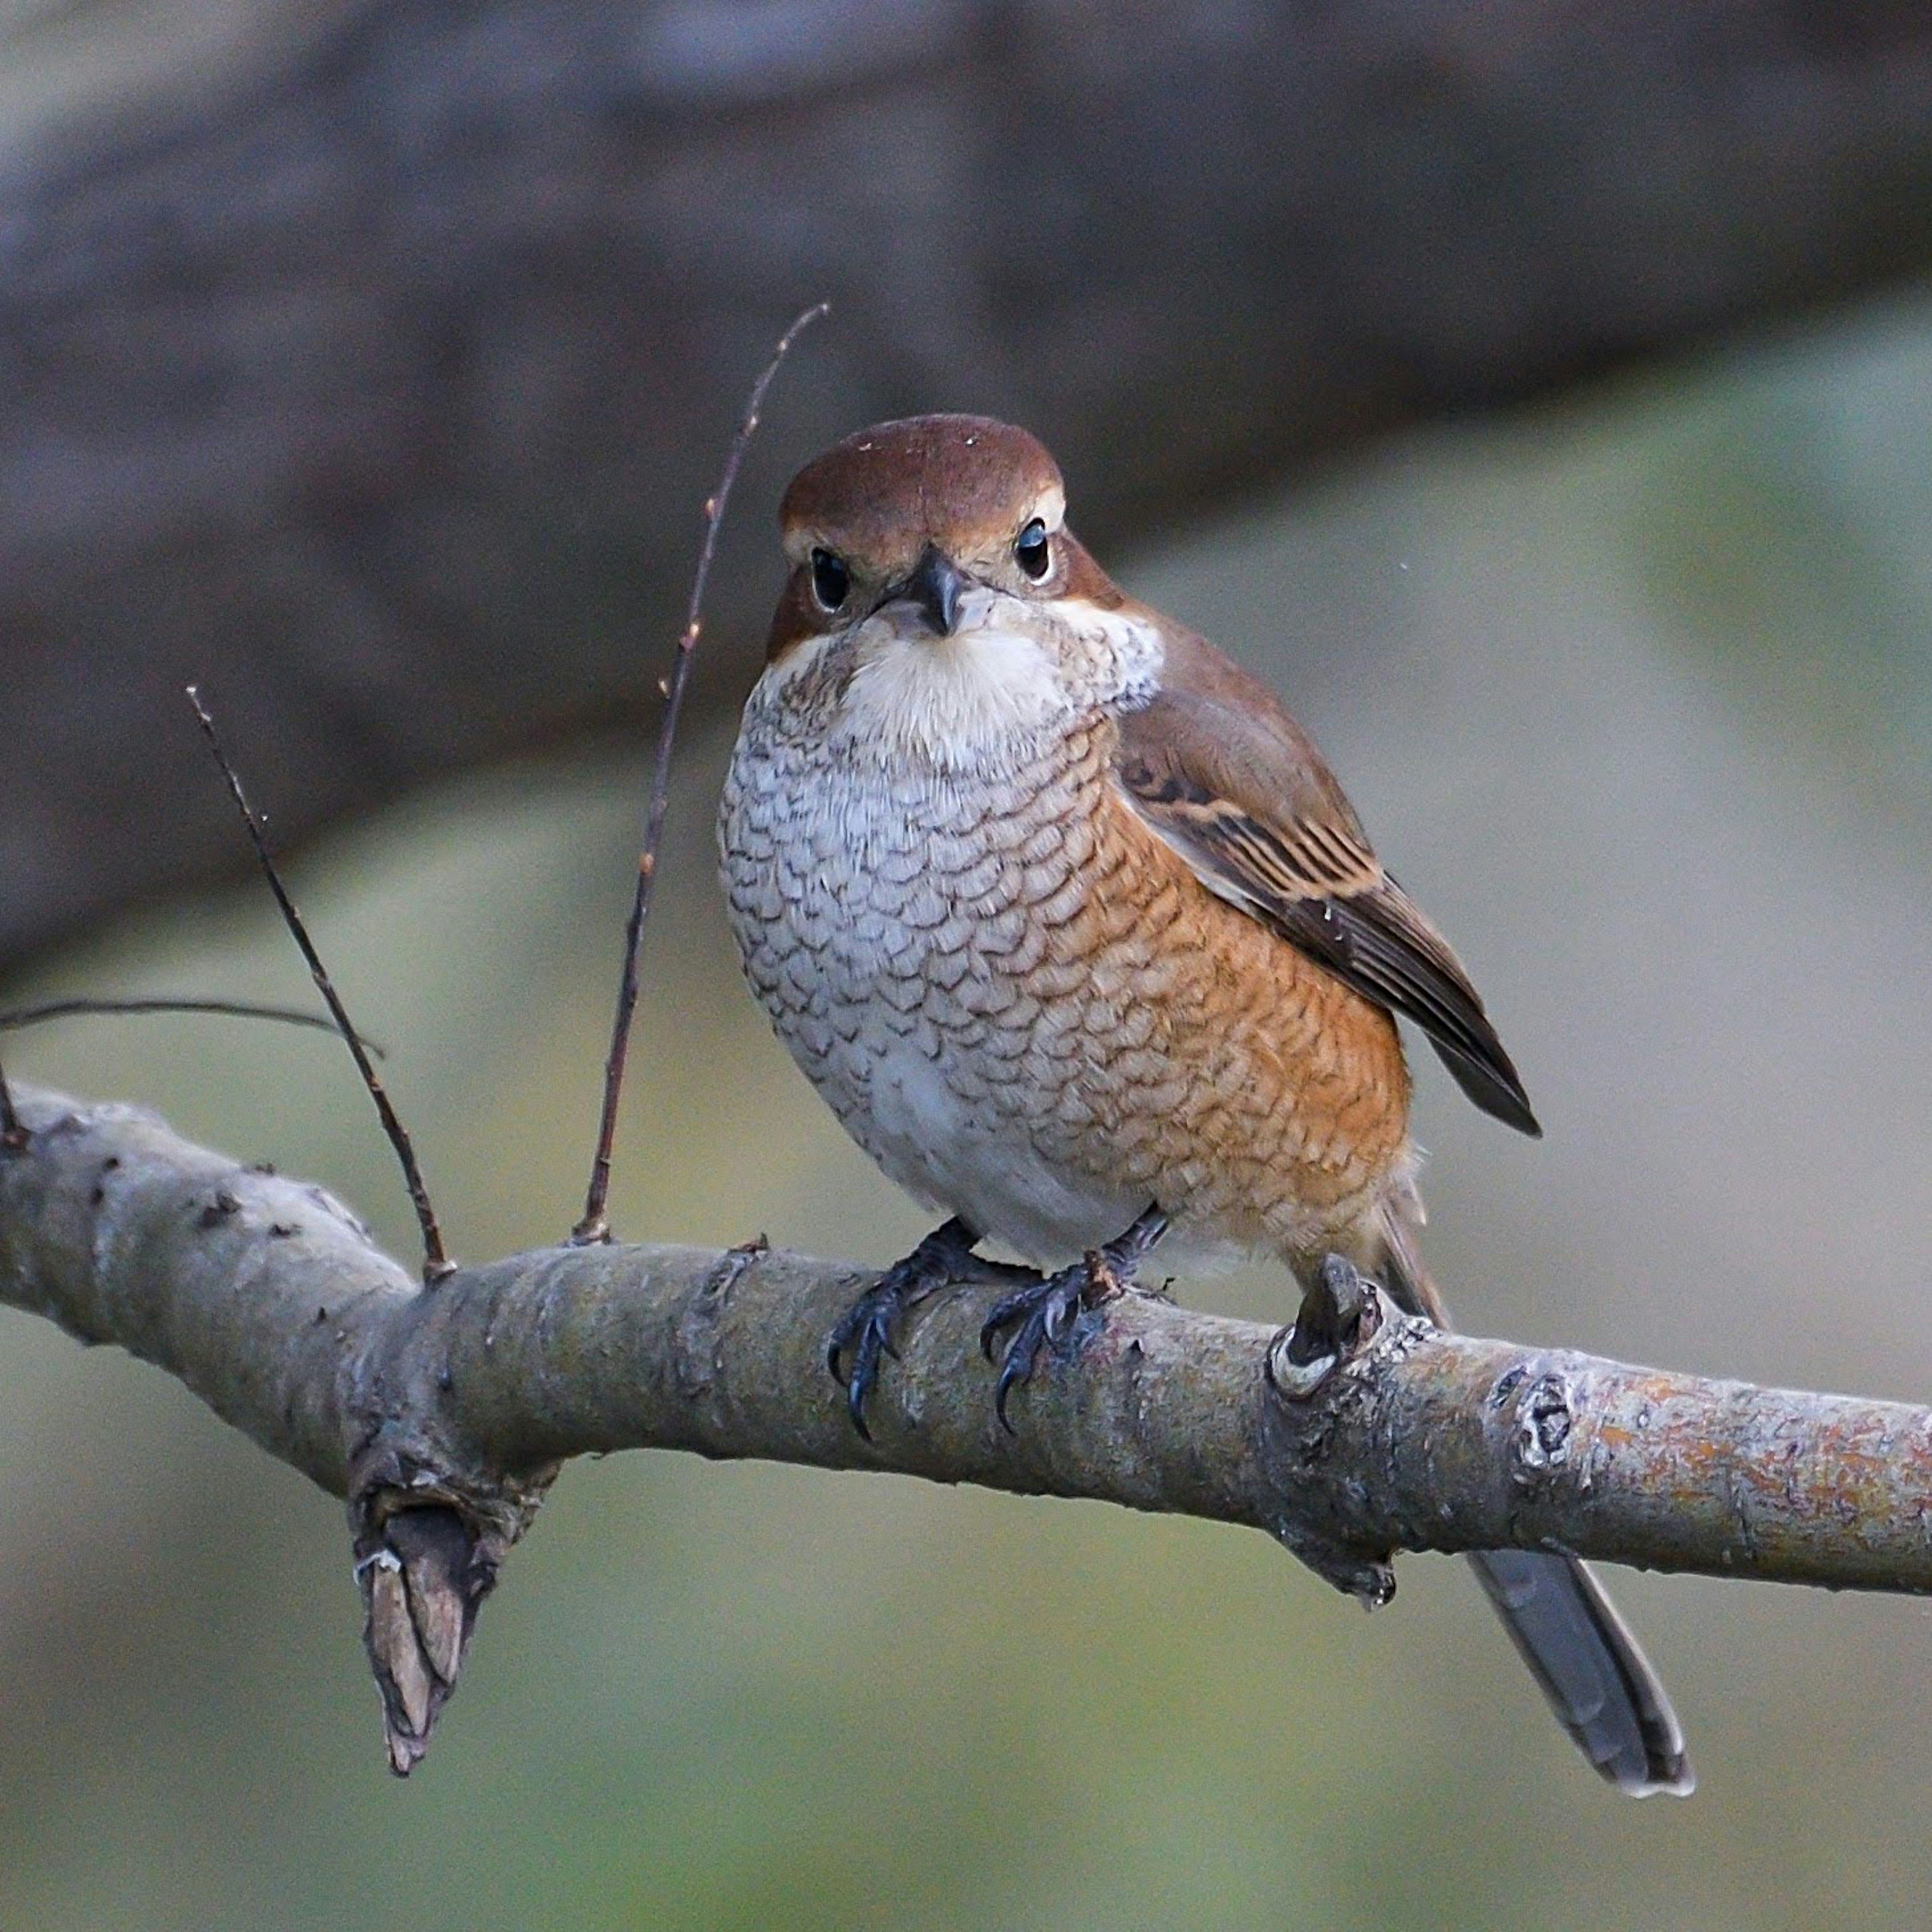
[718,414,1691,1796]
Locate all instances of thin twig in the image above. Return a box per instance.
[0,996,386,1056]
[572,300,829,1244]
[185,687,452,1281]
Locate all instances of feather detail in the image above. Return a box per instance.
[1114,627,1540,1137]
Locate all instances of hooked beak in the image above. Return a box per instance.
[899,544,964,637]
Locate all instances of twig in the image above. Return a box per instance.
[572,299,829,1244]
[0,996,386,1056]
[185,687,452,1281]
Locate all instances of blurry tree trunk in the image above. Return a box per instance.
[7,0,1932,968]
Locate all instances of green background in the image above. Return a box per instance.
[7,290,1932,1929]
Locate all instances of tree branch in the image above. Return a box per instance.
[5,1083,1928,1770]
[11,0,1932,972]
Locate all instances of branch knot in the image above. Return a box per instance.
[1266,1254,1383,1398]
[1509,1369,1578,1482]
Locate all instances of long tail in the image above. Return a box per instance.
[1372,1199,1694,1796]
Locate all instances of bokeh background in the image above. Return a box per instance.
[6,7,1932,1930]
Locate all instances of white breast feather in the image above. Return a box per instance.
[838,620,1069,765]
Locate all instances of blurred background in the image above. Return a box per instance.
[6,5,1932,1928]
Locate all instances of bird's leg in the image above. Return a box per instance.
[979,1204,1170,1433]
[829,1217,1037,1440]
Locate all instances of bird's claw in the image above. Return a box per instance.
[828,1218,1033,1439]
[980,1265,1094,1430]
[826,1283,907,1440]
[979,1205,1168,1433]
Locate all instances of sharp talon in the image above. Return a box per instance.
[980,1206,1167,1432]
[983,1268,1089,1429]
[1044,1293,1073,1349]
[980,1280,1034,1360]
[994,1343,1034,1433]
[828,1218,991,1437]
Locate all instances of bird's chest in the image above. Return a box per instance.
[721,718,1101,1036]
[718,715,1118,1183]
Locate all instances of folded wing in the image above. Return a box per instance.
[1112,630,1540,1137]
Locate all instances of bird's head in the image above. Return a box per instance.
[762,415,1142,762]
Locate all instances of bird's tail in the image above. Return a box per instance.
[1371,1196,1694,1796]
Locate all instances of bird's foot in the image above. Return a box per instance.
[829,1218,1035,1440]
[979,1205,1169,1433]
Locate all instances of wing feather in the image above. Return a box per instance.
[1113,655,1540,1137]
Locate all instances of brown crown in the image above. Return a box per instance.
[779,415,1064,576]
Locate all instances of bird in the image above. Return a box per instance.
[717,412,1692,1796]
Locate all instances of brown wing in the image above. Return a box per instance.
[1113,625,1540,1137]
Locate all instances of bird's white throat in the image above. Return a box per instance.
[839,620,1070,764]
[765,598,1163,772]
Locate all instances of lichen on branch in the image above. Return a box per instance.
[4,1082,1929,1770]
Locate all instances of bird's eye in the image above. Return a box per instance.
[1014,518,1051,581]
[810,548,850,612]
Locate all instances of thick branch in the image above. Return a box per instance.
[5,1083,1930,1754]
[10,0,1932,970]
[6,1079,1929,1561]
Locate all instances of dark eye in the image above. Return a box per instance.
[810,548,850,612]
[1014,518,1051,581]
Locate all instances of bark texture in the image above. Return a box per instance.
[5,1081,1929,1769]
[10,0,1932,970]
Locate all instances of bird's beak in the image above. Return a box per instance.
[900,544,964,637]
